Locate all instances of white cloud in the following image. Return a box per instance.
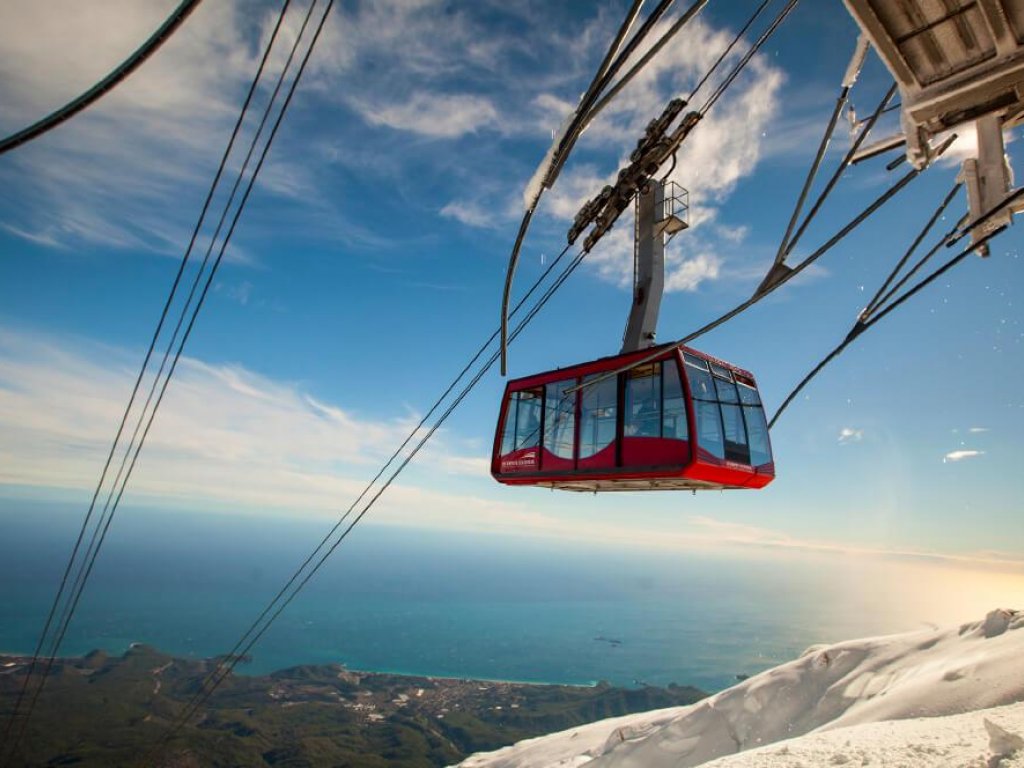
[1,323,1018,570]
[532,13,785,292]
[838,427,863,444]
[0,326,492,519]
[968,427,990,434]
[665,252,722,292]
[440,200,499,229]
[685,516,1024,571]
[306,0,513,140]
[0,0,300,252]
[357,92,499,139]
[215,280,254,306]
[943,450,985,463]
[0,2,785,280]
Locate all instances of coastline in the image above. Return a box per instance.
[0,644,707,767]
[0,645,678,692]
[0,644,611,689]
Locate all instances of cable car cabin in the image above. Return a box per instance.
[492,344,774,492]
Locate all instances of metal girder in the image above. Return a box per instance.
[621,183,666,353]
[843,0,1024,167]
[843,0,1022,249]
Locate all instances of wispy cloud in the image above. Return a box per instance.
[356,92,499,139]
[2,323,1019,574]
[527,13,785,293]
[0,326,491,518]
[0,1,359,256]
[686,515,1024,572]
[943,449,985,463]
[214,280,255,307]
[0,0,259,250]
[838,427,863,444]
[439,200,498,229]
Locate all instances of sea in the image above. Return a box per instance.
[1,499,1018,693]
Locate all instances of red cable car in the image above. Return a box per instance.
[491,343,774,492]
[496,180,775,492]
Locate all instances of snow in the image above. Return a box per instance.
[523,110,576,211]
[701,702,1024,768]
[458,609,1024,768]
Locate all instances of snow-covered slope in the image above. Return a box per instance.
[459,609,1024,768]
[700,702,1024,768]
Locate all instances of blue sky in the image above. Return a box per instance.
[0,0,1022,598]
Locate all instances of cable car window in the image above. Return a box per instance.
[544,380,576,459]
[738,382,761,406]
[500,397,517,455]
[513,389,542,451]
[683,353,707,370]
[625,364,661,437]
[685,359,716,400]
[714,377,740,404]
[579,374,617,459]
[721,403,750,464]
[744,405,772,467]
[662,361,688,440]
[710,363,733,380]
[695,400,725,460]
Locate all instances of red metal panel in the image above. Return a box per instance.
[621,436,689,467]
[491,385,513,476]
[577,441,617,471]
[540,449,574,473]
[494,465,689,486]
[743,472,774,489]
[497,446,539,474]
[683,460,754,488]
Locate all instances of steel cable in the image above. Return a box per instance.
[563,158,928,399]
[769,223,1008,428]
[501,0,690,375]
[0,0,204,156]
[502,0,793,375]
[19,8,324,749]
[698,0,799,116]
[142,239,587,763]
[3,0,320,760]
[0,1,294,761]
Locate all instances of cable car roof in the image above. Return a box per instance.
[505,342,757,390]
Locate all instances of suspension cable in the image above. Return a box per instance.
[699,0,799,117]
[688,0,773,103]
[776,83,898,265]
[25,0,322,732]
[542,0,678,190]
[49,0,333,690]
[771,34,869,271]
[146,238,577,755]
[945,185,1024,249]
[0,3,324,763]
[585,0,710,124]
[142,239,588,764]
[861,181,962,320]
[0,0,204,156]
[501,0,796,376]
[500,0,684,376]
[590,1,646,97]
[0,1,294,761]
[769,223,1008,428]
